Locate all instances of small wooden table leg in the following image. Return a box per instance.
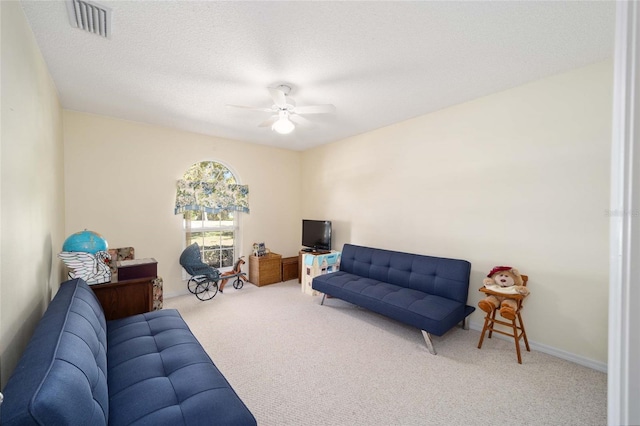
[518,312,530,352]
[512,319,522,364]
[488,309,497,339]
[477,313,491,349]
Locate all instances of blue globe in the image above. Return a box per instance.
[62,230,108,254]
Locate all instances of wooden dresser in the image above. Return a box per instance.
[91,276,154,320]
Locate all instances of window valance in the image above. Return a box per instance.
[174,180,250,215]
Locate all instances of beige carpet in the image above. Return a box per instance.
[166,280,606,426]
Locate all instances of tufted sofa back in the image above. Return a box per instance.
[340,244,471,304]
[1,279,109,426]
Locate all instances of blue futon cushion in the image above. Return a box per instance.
[107,310,256,425]
[1,278,109,425]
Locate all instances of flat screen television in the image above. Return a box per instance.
[302,220,332,252]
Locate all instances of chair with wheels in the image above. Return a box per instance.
[179,243,220,301]
[477,274,530,363]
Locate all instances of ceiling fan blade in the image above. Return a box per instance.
[258,115,279,127]
[226,104,273,113]
[290,114,314,126]
[294,104,336,115]
[268,88,287,108]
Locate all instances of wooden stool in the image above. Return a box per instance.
[477,274,530,364]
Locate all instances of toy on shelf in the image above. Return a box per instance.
[252,242,267,256]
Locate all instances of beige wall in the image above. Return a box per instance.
[63,112,301,297]
[0,1,65,388]
[301,61,612,365]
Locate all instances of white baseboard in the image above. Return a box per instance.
[468,320,607,373]
[164,289,191,299]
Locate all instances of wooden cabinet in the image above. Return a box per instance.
[91,277,153,320]
[249,253,282,286]
[281,256,298,282]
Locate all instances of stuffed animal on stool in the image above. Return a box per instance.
[478,266,529,320]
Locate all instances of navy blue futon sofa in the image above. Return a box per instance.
[1,278,256,426]
[312,244,474,354]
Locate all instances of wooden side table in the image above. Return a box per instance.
[249,253,282,286]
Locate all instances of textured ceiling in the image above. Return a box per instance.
[20,1,615,151]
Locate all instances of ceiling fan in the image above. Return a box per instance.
[226,84,336,134]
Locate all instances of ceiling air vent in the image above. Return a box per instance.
[66,0,111,38]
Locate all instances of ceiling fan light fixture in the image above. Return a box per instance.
[226,85,336,134]
[272,112,295,134]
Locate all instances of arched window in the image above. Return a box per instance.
[175,161,249,271]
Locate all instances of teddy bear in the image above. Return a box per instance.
[478,266,529,320]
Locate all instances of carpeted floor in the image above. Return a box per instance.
[166,280,607,426]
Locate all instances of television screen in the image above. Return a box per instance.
[302,220,332,251]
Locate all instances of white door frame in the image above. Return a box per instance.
[608,1,639,425]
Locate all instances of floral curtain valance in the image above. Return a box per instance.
[174,180,250,215]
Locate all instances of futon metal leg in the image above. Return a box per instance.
[320,293,326,305]
[421,330,437,355]
[462,317,470,330]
